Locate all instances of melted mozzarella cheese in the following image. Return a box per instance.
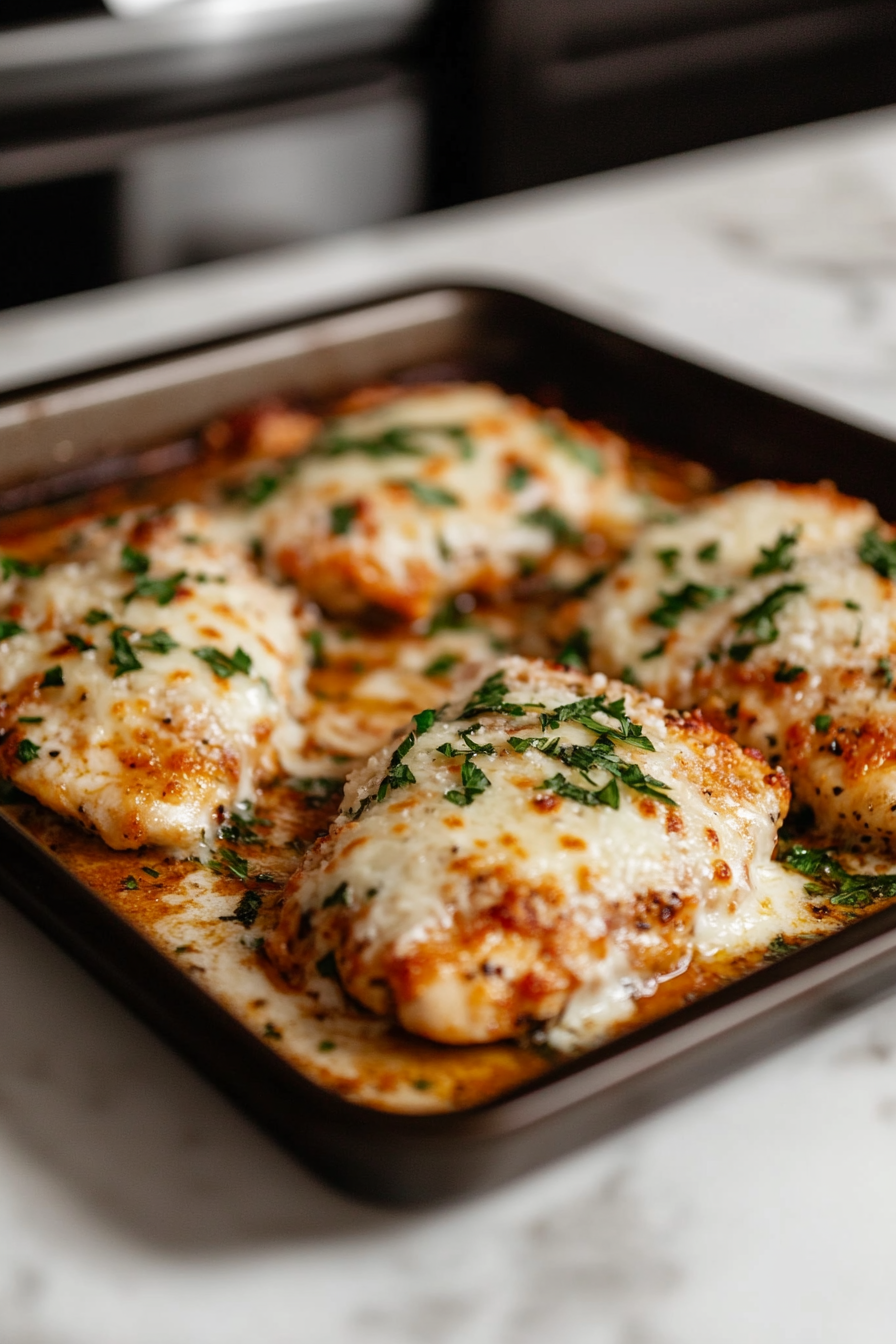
[584,480,896,847]
[0,504,310,851]
[248,384,644,621]
[270,656,791,1050]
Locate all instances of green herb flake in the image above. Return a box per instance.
[521,506,582,547]
[539,772,620,809]
[875,656,893,688]
[287,775,343,808]
[193,645,252,678]
[40,665,64,688]
[655,548,680,574]
[445,756,492,807]
[17,716,42,724]
[142,866,160,878]
[556,628,590,670]
[263,1023,282,1040]
[752,529,800,577]
[121,544,150,575]
[773,662,805,683]
[64,632,94,652]
[315,950,340,981]
[218,799,271,845]
[542,420,604,475]
[219,890,263,928]
[318,1040,336,1052]
[425,597,473,637]
[330,501,359,535]
[506,463,531,492]
[0,620,24,640]
[306,629,326,668]
[412,1078,434,1091]
[458,671,533,719]
[781,844,896,908]
[316,423,470,460]
[398,479,460,508]
[734,583,806,647]
[424,652,460,678]
[109,627,142,678]
[1,556,43,580]
[766,934,799,961]
[844,599,861,611]
[122,875,139,891]
[15,739,40,764]
[84,609,110,625]
[814,713,832,732]
[135,629,178,654]
[208,847,251,882]
[859,529,896,579]
[232,474,280,507]
[568,567,607,598]
[641,639,667,661]
[649,582,731,629]
[697,541,720,563]
[322,882,350,909]
[125,570,187,606]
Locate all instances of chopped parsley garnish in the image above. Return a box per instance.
[84,609,110,625]
[231,473,280,507]
[363,708,438,811]
[556,628,590,670]
[17,716,42,724]
[1,556,42,580]
[287,775,343,807]
[436,728,495,759]
[458,671,533,719]
[506,463,531,492]
[424,651,460,678]
[445,756,491,807]
[521,506,582,547]
[697,540,719,563]
[752,529,800,577]
[773,662,805,683]
[15,739,40,764]
[322,882,349,908]
[330,501,359,535]
[40,665,64,688]
[814,713,832,732]
[263,1023,282,1040]
[219,890,263,928]
[208,847,251,882]
[121,544,150,575]
[649,582,731,629]
[730,583,806,659]
[218,799,271,844]
[315,950,340,980]
[876,656,893,688]
[318,1040,336,1052]
[539,693,656,749]
[844,600,861,611]
[642,639,667,660]
[568,567,607,598]
[193,645,252,678]
[316,424,469,460]
[781,844,896,907]
[134,629,178,654]
[124,570,187,606]
[542,420,604,475]
[0,620,24,640]
[766,934,801,961]
[109,627,142,677]
[142,866,160,878]
[539,772,620,809]
[122,875,138,891]
[305,629,326,668]
[655,548,680,573]
[398,480,460,508]
[858,529,896,579]
[64,633,94,652]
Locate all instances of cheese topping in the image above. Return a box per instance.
[583,480,896,847]
[0,504,310,851]
[247,384,644,620]
[270,656,791,1049]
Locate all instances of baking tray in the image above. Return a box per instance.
[3,282,896,1207]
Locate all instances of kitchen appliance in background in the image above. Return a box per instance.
[425,0,896,206]
[0,0,427,309]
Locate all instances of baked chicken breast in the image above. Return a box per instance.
[247,383,644,621]
[583,480,896,850]
[270,656,792,1049]
[0,504,309,851]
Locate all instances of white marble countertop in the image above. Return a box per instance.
[4,106,896,1343]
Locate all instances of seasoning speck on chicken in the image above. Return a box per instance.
[269,656,792,1050]
[251,383,645,621]
[583,480,896,850]
[0,504,311,851]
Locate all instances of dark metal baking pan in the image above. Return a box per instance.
[2,283,896,1207]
